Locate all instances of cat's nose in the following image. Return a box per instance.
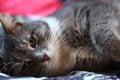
[34,52,50,62]
[42,54,50,62]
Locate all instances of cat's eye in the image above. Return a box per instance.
[29,35,36,48]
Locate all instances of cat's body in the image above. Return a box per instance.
[0,0,120,77]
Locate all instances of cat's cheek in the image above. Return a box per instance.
[44,45,73,76]
[44,50,60,64]
[44,44,58,58]
[42,48,61,75]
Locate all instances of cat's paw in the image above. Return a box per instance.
[0,54,5,69]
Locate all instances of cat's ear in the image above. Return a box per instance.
[0,13,22,34]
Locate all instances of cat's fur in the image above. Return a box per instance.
[0,0,120,77]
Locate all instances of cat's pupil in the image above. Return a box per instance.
[29,35,36,48]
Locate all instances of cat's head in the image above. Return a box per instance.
[0,14,73,77]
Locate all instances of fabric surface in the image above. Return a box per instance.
[0,71,119,80]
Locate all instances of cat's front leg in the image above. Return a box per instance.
[0,54,6,71]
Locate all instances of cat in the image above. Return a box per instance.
[0,0,120,77]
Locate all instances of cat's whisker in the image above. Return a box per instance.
[5,46,18,53]
[54,42,63,49]
[51,34,66,50]
[2,34,23,44]
[6,35,21,42]
[0,62,13,72]
[54,38,64,47]
[17,34,25,43]
[48,29,52,41]
[55,40,66,50]
[8,62,22,75]
[56,33,66,45]
[54,33,66,46]
[56,17,70,36]
[48,32,59,47]
[48,17,70,46]
[49,31,54,43]
[15,33,26,44]
[4,47,22,59]
[52,17,71,48]
[55,39,66,50]
[54,31,65,45]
